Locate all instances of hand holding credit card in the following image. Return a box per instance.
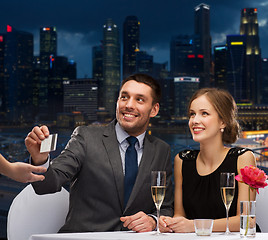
[40,134,58,153]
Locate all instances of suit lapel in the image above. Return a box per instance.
[124,133,155,211]
[102,121,125,211]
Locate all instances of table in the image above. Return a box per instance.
[29,231,268,240]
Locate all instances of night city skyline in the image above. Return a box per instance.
[1,0,268,78]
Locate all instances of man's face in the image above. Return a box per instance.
[116,80,159,136]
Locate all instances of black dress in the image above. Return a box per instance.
[180,147,250,220]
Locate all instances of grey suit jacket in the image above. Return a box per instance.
[32,120,173,232]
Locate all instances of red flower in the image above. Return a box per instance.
[235,165,268,193]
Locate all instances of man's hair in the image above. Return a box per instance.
[120,73,161,105]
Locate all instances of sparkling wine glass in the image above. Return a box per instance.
[220,172,235,234]
[151,171,166,234]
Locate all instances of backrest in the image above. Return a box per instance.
[256,182,268,233]
[7,184,69,240]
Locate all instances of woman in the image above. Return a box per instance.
[0,153,46,183]
[160,88,256,233]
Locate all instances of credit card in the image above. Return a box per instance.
[40,134,58,153]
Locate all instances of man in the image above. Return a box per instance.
[25,73,173,233]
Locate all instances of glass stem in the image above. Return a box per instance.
[226,207,230,233]
[156,207,160,234]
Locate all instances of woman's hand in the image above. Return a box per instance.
[8,162,46,183]
[161,216,195,233]
[159,216,173,233]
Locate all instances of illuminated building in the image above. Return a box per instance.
[92,45,104,107]
[214,45,227,89]
[262,58,268,105]
[123,16,140,78]
[240,8,261,104]
[158,77,174,120]
[194,3,211,87]
[67,60,77,80]
[103,19,120,117]
[238,105,268,130]
[39,27,57,119]
[226,35,248,103]
[0,34,4,115]
[48,56,69,120]
[33,56,41,117]
[63,78,98,123]
[135,50,153,75]
[170,35,203,78]
[153,62,169,80]
[3,25,34,122]
[174,77,199,118]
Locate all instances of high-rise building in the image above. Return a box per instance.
[240,8,262,104]
[103,19,120,117]
[39,27,57,118]
[194,3,211,87]
[123,16,140,78]
[64,78,98,123]
[226,35,248,103]
[135,50,153,75]
[3,25,34,122]
[153,62,169,80]
[174,77,199,118]
[158,77,174,120]
[33,56,41,118]
[261,58,268,105]
[47,56,69,120]
[67,60,77,80]
[214,45,227,89]
[0,34,5,116]
[92,45,104,107]
[170,35,203,78]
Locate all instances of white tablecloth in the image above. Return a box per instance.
[29,231,268,240]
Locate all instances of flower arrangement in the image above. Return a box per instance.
[235,165,268,236]
[236,165,268,194]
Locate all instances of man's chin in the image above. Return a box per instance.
[120,121,138,131]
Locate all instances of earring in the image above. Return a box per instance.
[220,128,224,133]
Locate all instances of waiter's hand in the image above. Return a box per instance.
[120,211,156,232]
[7,162,46,183]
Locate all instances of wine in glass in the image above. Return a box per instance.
[220,172,235,234]
[151,171,166,234]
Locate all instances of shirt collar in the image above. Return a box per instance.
[115,122,145,148]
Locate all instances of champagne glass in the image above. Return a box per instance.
[220,172,235,234]
[151,171,166,234]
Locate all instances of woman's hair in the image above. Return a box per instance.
[188,88,240,144]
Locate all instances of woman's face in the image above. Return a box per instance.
[188,94,225,144]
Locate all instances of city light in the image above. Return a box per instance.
[7,25,12,32]
[187,54,195,58]
[215,46,226,51]
[231,42,244,45]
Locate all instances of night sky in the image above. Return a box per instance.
[1,0,268,78]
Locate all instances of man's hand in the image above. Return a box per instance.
[25,125,50,165]
[7,162,47,183]
[120,211,156,232]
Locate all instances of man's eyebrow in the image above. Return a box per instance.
[120,91,147,98]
